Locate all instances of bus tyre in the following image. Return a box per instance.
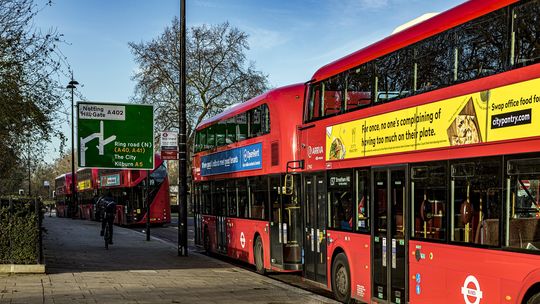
[203,226,210,253]
[254,236,265,274]
[332,253,352,304]
[527,292,540,304]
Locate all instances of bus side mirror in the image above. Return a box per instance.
[283,174,294,195]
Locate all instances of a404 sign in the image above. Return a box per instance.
[77,102,154,170]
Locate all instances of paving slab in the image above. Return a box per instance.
[0,217,337,304]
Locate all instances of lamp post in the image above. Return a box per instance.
[178,0,188,257]
[67,78,79,218]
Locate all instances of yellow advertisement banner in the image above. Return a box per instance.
[77,179,92,191]
[326,78,540,161]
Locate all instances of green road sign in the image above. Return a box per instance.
[77,102,154,170]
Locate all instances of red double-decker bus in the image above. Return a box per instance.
[298,0,540,303]
[76,168,99,220]
[192,84,305,273]
[193,0,540,303]
[97,154,171,226]
[54,173,74,218]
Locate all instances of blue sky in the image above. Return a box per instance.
[36,0,465,163]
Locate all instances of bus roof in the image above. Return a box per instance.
[196,83,304,130]
[76,167,97,173]
[55,173,71,181]
[311,0,515,82]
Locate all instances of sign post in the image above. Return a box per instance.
[77,102,154,170]
[78,102,154,241]
[146,173,150,241]
[160,131,178,160]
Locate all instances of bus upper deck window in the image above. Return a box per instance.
[455,9,506,81]
[206,125,215,149]
[375,48,414,103]
[215,121,226,147]
[236,113,248,141]
[345,64,372,111]
[322,75,345,117]
[513,0,540,66]
[307,84,322,121]
[249,107,262,138]
[261,104,270,134]
[225,117,236,144]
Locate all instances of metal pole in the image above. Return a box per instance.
[146,171,150,241]
[178,0,188,256]
[70,83,76,218]
[67,76,79,219]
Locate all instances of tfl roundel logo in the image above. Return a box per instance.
[461,275,483,304]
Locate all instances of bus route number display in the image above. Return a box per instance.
[77,102,154,170]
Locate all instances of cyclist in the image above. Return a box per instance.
[99,192,117,244]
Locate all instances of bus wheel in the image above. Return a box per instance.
[203,226,210,253]
[332,253,351,303]
[254,236,265,274]
[527,292,540,304]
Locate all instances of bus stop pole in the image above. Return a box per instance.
[146,171,150,241]
[178,0,188,256]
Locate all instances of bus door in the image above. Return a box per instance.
[214,182,227,254]
[193,184,203,246]
[270,175,283,266]
[372,167,408,304]
[304,173,327,284]
[269,175,303,270]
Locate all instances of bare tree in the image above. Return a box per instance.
[0,0,70,194]
[129,19,270,151]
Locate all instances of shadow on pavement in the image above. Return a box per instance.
[43,216,228,274]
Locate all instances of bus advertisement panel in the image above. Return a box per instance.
[326,78,540,161]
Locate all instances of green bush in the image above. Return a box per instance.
[0,200,39,264]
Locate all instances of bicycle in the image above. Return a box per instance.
[104,220,111,250]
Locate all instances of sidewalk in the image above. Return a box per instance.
[0,217,337,304]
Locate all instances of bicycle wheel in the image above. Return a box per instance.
[104,223,109,250]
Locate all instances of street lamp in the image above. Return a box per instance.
[67,78,79,218]
[178,0,188,257]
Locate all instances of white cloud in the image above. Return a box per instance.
[244,26,289,50]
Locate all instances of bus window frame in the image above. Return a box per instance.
[504,155,540,253]
[327,169,355,232]
[344,64,374,113]
[409,161,449,243]
[449,157,504,248]
[355,169,371,234]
